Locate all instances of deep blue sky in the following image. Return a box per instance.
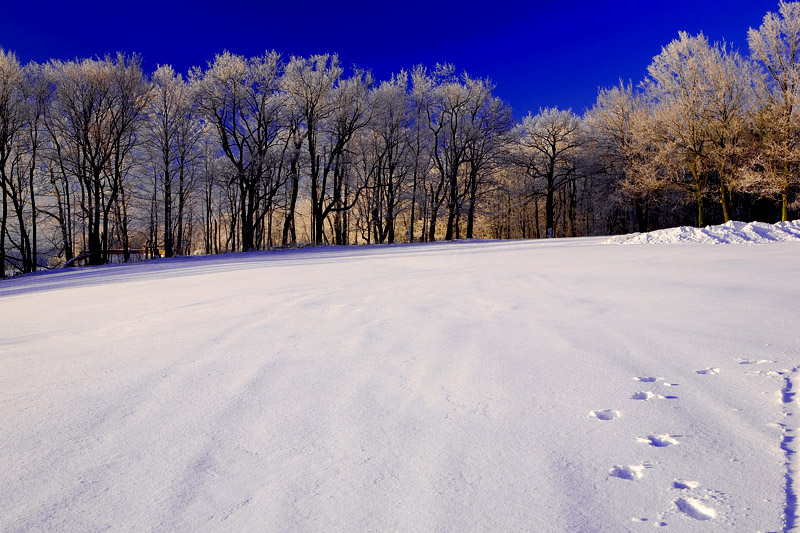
[0,0,780,117]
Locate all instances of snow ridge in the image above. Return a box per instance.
[606,219,800,244]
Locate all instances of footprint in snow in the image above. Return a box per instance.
[637,434,681,447]
[696,367,720,375]
[675,496,716,520]
[673,480,700,490]
[589,409,621,421]
[630,517,668,526]
[750,370,784,377]
[630,391,678,400]
[633,375,680,387]
[609,463,649,480]
[736,358,773,365]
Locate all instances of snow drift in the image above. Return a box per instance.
[606,219,800,244]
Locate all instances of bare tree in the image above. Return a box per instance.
[283,55,374,245]
[360,72,413,243]
[45,54,149,265]
[0,50,25,276]
[193,50,287,251]
[515,107,582,238]
[460,78,512,238]
[148,65,202,256]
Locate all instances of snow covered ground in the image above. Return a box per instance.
[1,227,799,531]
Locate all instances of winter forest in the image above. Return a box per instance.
[2,3,800,276]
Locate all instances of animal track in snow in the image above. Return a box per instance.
[630,391,678,400]
[634,376,658,382]
[696,367,720,375]
[630,391,656,400]
[589,409,621,421]
[736,358,773,365]
[673,480,700,490]
[675,496,716,520]
[609,463,649,480]
[631,517,668,526]
[750,370,785,377]
[637,434,681,447]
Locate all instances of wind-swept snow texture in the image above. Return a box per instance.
[606,219,800,244]
[1,236,799,531]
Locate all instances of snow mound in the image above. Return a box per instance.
[605,220,800,244]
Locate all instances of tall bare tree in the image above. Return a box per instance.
[0,49,25,276]
[193,51,287,251]
[516,107,582,238]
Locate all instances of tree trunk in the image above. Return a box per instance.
[88,176,103,266]
[545,183,555,238]
[164,167,173,258]
[691,162,705,228]
[444,171,458,241]
[176,166,185,254]
[1,185,6,277]
[29,157,37,271]
[466,170,478,239]
[719,179,732,223]
[782,191,789,222]
[119,181,131,262]
[282,170,299,246]
[50,171,73,263]
[408,171,418,243]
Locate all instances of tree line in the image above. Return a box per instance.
[1,1,799,276]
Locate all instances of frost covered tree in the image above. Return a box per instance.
[8,2,800,268]
[515,107,582,238]
[0,56,50,274]
[192,51,287,251]
[17,62,52,272]
[747,0,800,220]
[148,65,201,257]
[703,44,758,221]
[643,32,718,227]
[0,49,25,277]
[322,70,373,245]
[626,34,756,226]
[107,55,151,262]
[282,54,341,245]
[407,65,434,242]
[45,54,150,265]
[460,80,511,238]
[419,64,469,241]
[359,72,413,244]
[417,65,509,240]
[283,55,373,245]
[586,81,656,231]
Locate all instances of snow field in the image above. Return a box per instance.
[1,236,799,530]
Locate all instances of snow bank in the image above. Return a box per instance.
[605,219,800,244]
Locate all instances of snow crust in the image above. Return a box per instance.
[606,219,800,244]
[1,237,799,530]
